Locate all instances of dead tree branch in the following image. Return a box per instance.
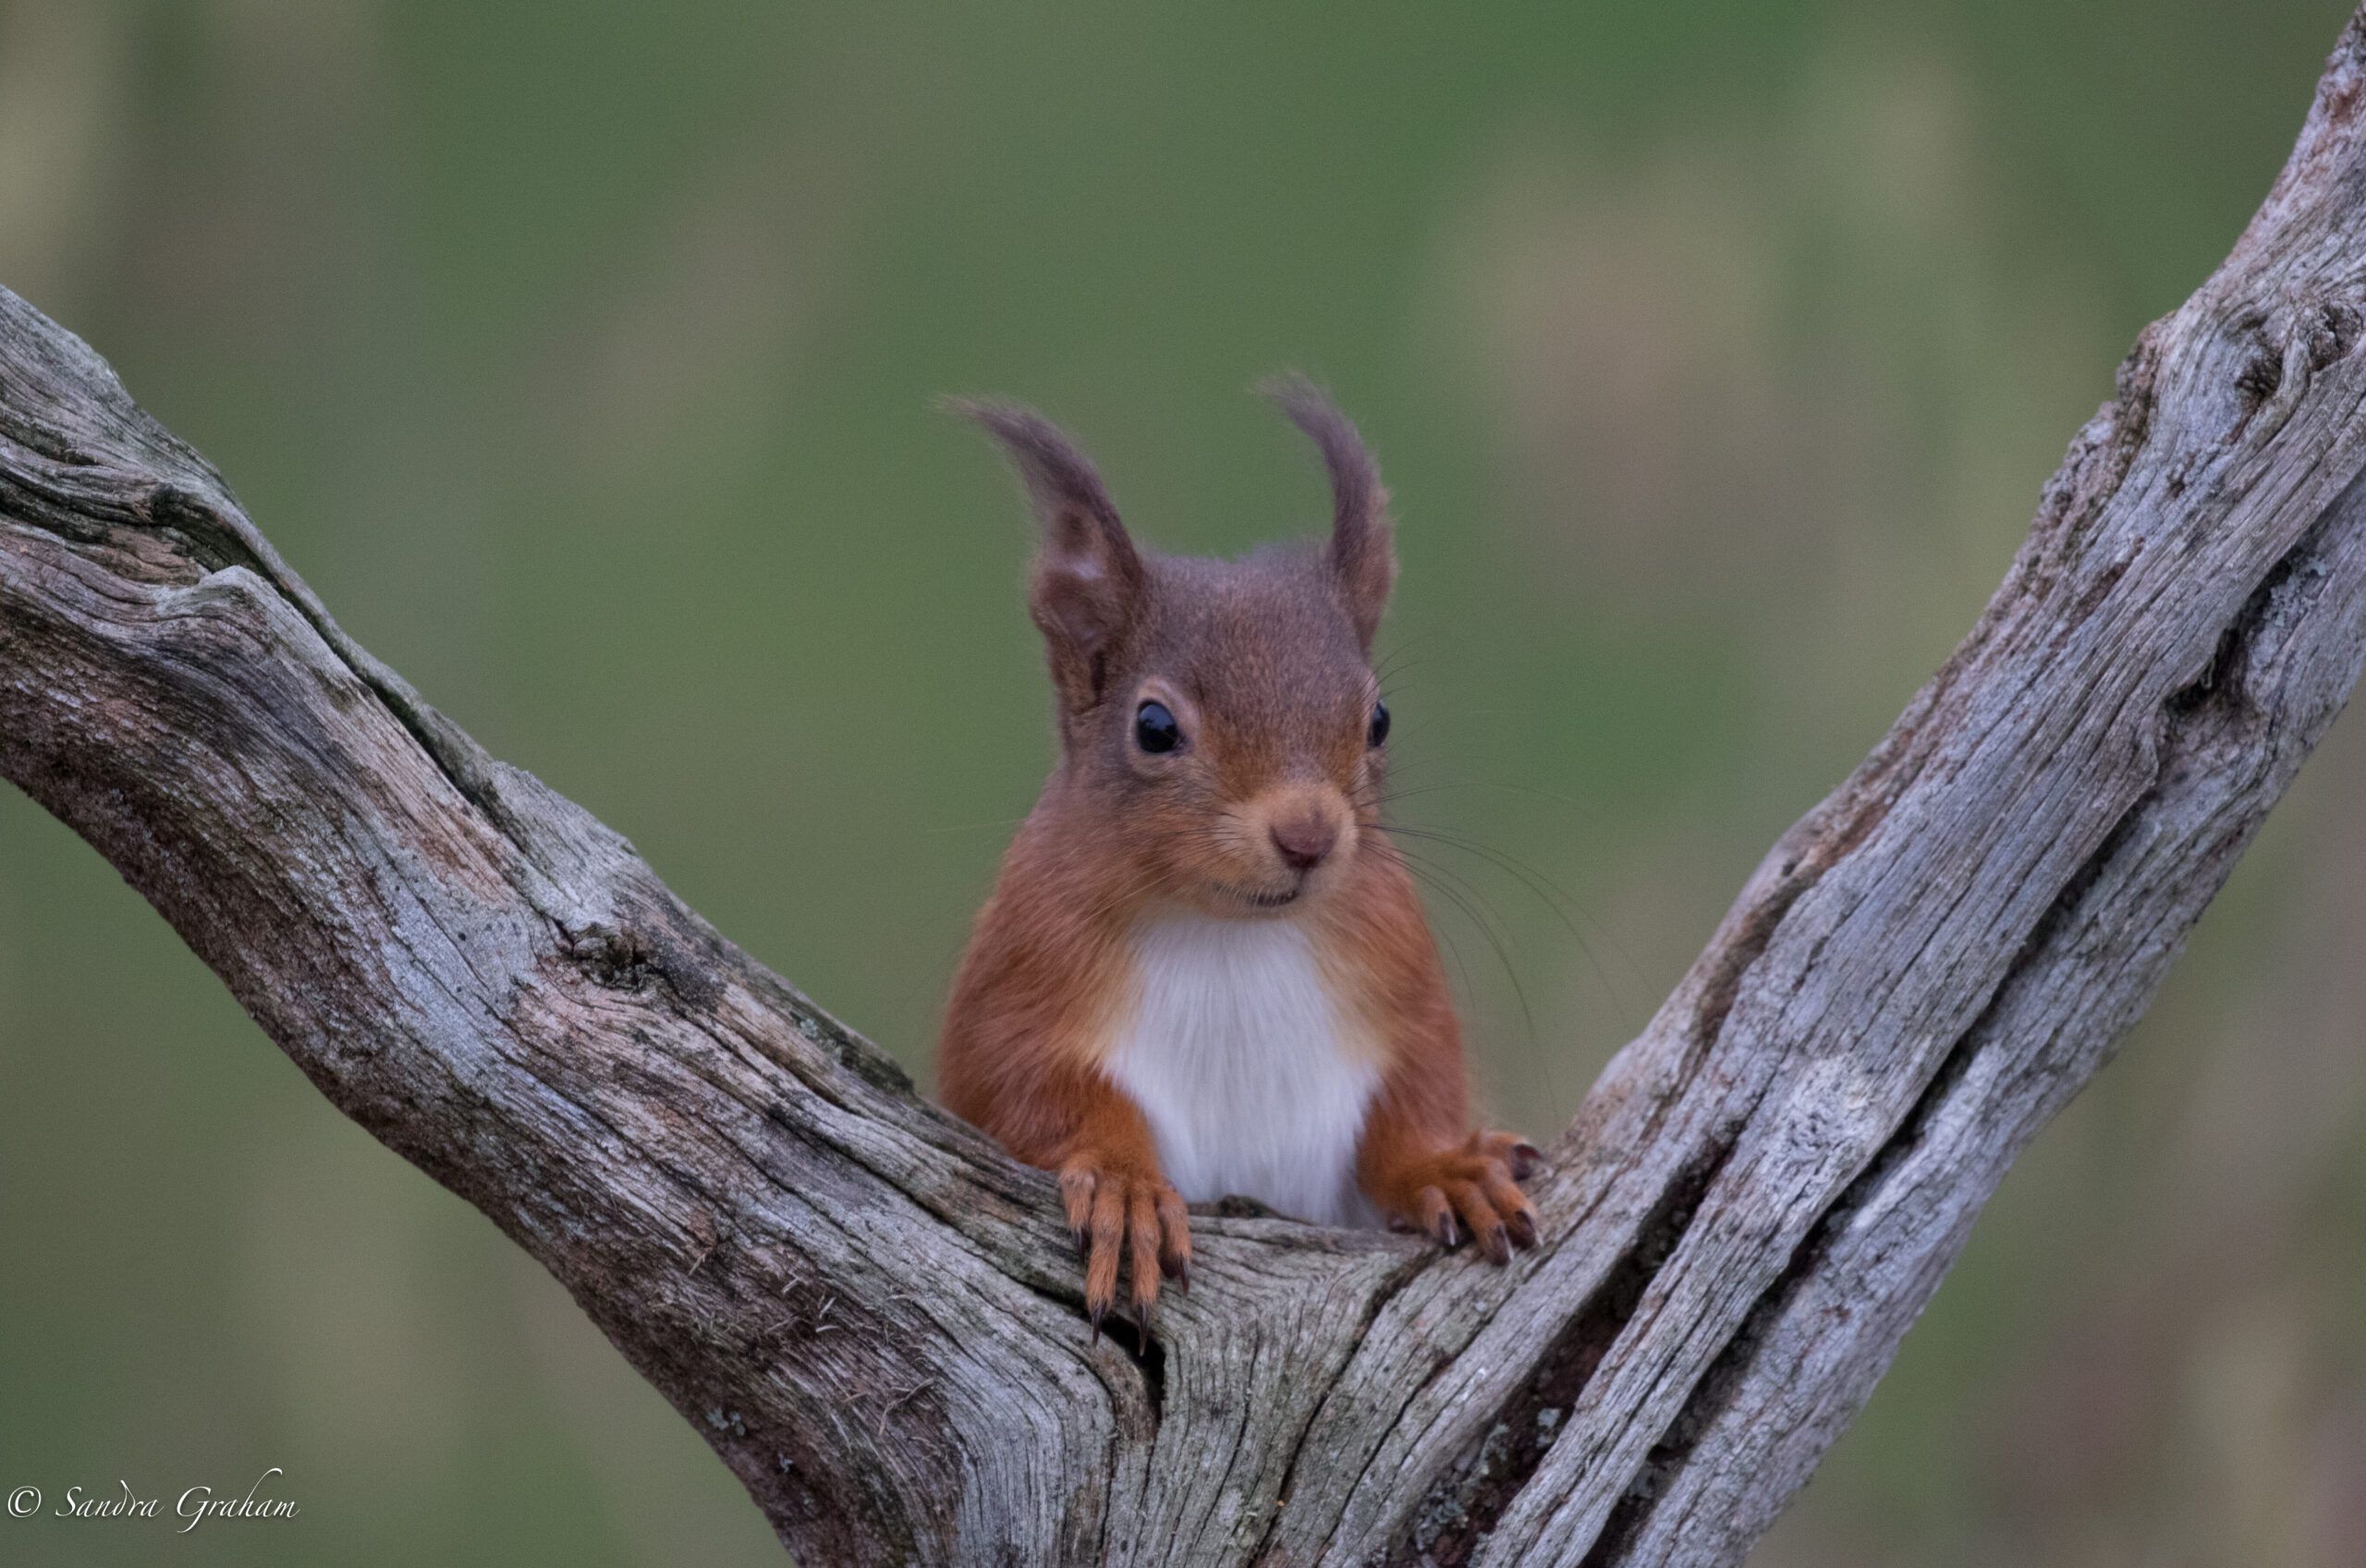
[10,14,2366,1563]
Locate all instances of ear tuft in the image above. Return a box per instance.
[1259,373,1396,650]
[947,397,1148,711]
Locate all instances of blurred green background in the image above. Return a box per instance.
[4,1,2365,1562]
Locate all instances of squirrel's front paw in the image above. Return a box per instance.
[1057,1154,1191,1337]
[1375,1131,1545,1265]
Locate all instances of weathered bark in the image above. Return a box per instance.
[9,16,2366,1565]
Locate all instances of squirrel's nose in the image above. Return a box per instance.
[1269,812,1340,872]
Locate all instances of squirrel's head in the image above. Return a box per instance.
[958,377,1396,919]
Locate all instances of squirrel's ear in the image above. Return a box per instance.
[1262,374,1395,651]
[952,399,1149,710]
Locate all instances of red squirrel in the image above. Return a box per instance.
[938,379,1542,1334]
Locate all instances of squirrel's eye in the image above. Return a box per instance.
[1367,701,1391,748]
[1134,700,1182,754]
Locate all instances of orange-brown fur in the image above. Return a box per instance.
[937,380,1540,1333]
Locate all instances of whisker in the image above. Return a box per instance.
[921,815,1031,836]
[1372,834,1540,1050]
[1380,823,1640,1030]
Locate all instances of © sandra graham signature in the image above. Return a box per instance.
[6,1468,299,1534]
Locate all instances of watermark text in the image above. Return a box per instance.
[6,1469,299,1534]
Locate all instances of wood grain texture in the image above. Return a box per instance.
[8,14,2366,1564]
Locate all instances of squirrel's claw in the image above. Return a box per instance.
[1382,1130,1544,1267]
[1059,1154,1190,1341]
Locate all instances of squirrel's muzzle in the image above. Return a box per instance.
[1269,810,1340,871]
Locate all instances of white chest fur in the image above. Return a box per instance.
[1103,913,1383,1228]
